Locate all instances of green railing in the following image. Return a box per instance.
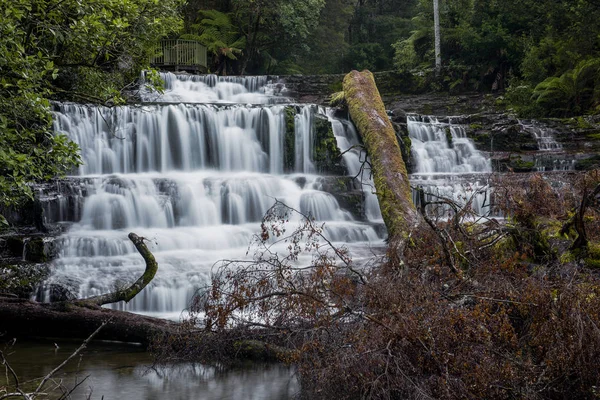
[151,39,207,70]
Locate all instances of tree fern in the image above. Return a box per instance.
[180,10,245,74]
[532,58,600,116]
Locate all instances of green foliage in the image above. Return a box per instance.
[532,58,600,117]
[346,43,388,71]
[389,0,600,116]
[182,0,325,75]
[0,0,183,215]
[501,83,544,117]
[182,10,245,74]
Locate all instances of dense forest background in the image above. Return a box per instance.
[185,0,600,117]
[2,0,600,215]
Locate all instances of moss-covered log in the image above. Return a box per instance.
[343,70,420,245]
[79,232,157,306]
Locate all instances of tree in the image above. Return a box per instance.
[343,70,420,247]
[181,10,246,75]
[0,0,184,223]
[433,0,441,75]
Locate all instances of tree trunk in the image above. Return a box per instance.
[433,0,441,75]
[79,233,158,307]
[342,70,420,248]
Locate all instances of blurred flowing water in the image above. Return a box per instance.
[39,73,385,319]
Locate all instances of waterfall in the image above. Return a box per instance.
[408,115,491,175]
[141,72,288,104]
[44,74,384,318]
[407,115,492,217]
[516,119,574,172]
[519,119,562,151]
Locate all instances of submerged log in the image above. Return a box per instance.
[342,70,420,246]
[0,232,171,346]
[78,232,158,307]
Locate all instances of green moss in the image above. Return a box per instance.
[343,70,417,241]
[284,106,296,172]
[0,263,49,298]
[576,116,593,129]
[329,91,346,107]
[313,116,344,175]
[583,242,600,268]
[560,250,576,264]
[585,133,600,140]
[541,219,566,239]
[469,123,484,130]
[509,156,535,172]
[445,127,453,147]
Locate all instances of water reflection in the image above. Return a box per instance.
[4,340,298,400]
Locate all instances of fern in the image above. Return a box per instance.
[532,58,600,116]
[180,10,246,74]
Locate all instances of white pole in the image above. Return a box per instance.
[433,0,441,76]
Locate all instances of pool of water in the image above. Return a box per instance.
[3,339,299,400]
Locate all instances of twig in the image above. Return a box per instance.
[34,320,110,395]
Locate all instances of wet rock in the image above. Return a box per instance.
[314,115,345,175]
[0,263,50,298]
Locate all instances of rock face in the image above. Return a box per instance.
[386,93,600,172]
[276,71,423,105]
[1,179,87,269]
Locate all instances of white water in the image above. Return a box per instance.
[141,72,288,104]
[408,115,491,175]
[328,110,383,221]
[407,115,492,216]
[45,75,384,317]
[516,119,575,172]
[519,119,562,151]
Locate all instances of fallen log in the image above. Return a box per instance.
[77,232,158,307]
[0,297,176,346]
[0,232,173,346]
[342,70,421,247]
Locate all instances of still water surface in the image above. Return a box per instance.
[5,339,298,400]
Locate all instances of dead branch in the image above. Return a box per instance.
[78,233,157,306]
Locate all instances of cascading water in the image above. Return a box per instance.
[407,115,492,216]
[43,73,384,318]
[519,119,562,151]
[141,72,288,104]
[516,119,575,172]
[328,109,383,222]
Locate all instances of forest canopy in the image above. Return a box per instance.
[181,0,600,115]
[2,0,600,218]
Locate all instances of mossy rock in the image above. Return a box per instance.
[508,156,536,172]
[313,115,345,175]
[283,106,297,172]
[24,236,58,263]
[575,155,600,171]
[0,263,50,298]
